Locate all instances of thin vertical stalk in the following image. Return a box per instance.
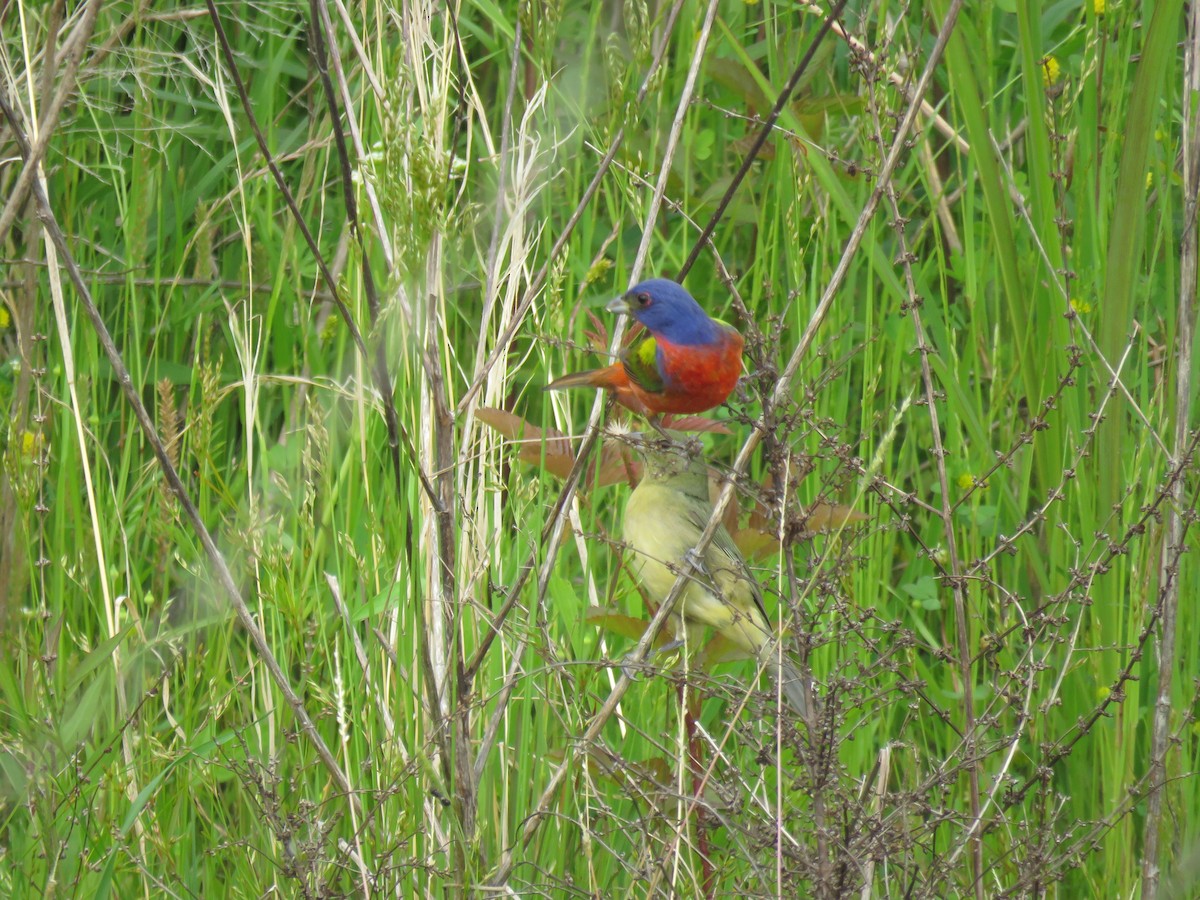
[1140,2,1199,895]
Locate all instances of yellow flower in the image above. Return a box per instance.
[957,473,975,490]
[1093,0,1105,15]
[0,306,10,329]
[1041,56,1061,87]
[19,431,41,458]
[1096,685,1111,701]
[1070,297,1093,314]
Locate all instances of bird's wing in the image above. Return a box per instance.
[621,335,665,393]
[675,492,772,628]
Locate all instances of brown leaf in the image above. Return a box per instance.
[734,503,868,558]
[706,58,770,114]
[733,527,780,561]
[594,446,642,488]
[478,407,642,489]
[480,406,739,493]
[475,406,532,440]
[623,321,645,348]
[584,607,673,647]
[802,501,870,531]
[581,746,675,795]
[695,632,753,666]
[584,310,610,354]
[582,311,645,355]
[732,133,776,161]
[742,465,869,537]
[477,407,578,481]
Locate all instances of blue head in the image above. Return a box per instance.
[606,278,720,345]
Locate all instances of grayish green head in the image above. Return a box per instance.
[632,434,710,494]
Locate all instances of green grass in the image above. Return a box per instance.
[1,0,1197,896]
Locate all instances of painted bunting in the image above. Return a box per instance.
[545,279,744,419]
[621,438,811,720]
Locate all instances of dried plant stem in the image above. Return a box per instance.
[997,433,1200,811]
[1141,2,1200,895]
[678,0,851,280]
[0,0,100,246]
[797,0,969,154]
[708,0,967,719]
[314,0,394,269]
[492,0,964,888]
[468,20,526,784]
[865,52,983,898]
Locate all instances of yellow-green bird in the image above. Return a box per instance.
[622,438,812,721]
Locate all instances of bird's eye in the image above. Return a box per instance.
[636,292,651,307]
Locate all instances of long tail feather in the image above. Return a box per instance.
[544,365,624,392]
[774,658,814,724]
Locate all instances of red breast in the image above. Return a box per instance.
[629,329,744,415]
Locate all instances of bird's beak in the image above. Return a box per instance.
[606,296,632,315]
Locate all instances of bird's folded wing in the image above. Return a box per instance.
[621,335,665,393]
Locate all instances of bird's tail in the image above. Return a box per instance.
[544,365,624,392]
[773,657,814,724]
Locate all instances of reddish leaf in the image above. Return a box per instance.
[803,501,870,532]
[583,310,610,354]
[733,527,780,561]
[594,445,642,488]
[743,468,870,537]
[706,58,770,114]
[638,756,674,786]
[581,747,675,795]
[475,406,533,440]
[695,632,753,666]
[582,311,644,355]
[479,407,738,492]
[477,407,579,480]
[734,503,867,559]
[477,407,642,489]
[584,607,674,648]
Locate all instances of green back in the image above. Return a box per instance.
[621,334,664,393]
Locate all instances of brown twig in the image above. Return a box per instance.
[468,19,528,785]
[1141,2,1198,890]
[860,38,984,896]
[0,0,101,247]
[677,0,851,280]
[997,430,1200,810]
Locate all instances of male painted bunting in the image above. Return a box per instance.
[545,279,744,419]
[621,438,812,720]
